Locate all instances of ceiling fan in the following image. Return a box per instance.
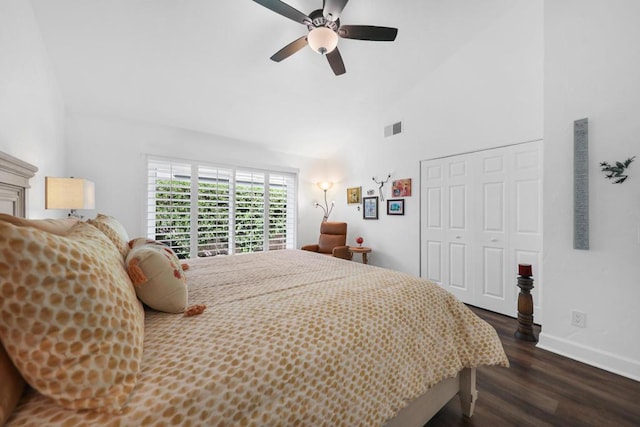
[252,0,398,76]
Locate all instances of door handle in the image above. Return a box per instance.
[490,237,498,242]
[455,236,461,239]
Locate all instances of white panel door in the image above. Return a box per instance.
[509,142,543,323]
[420,154,474,304]
[420,164,445,285]
[421,141,543,320]
[446,157,474,303]
[475,150,512,315]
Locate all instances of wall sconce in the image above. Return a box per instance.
[45,177,95,218]
[314,182,335,222]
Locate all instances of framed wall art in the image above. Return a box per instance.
[392,178,412,197]
[346,186,362,204]
[387,199,404,215]
[362,196,378,220]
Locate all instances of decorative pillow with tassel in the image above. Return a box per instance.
[125,238,188,313]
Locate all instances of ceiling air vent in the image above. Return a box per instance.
[384,121,402,137]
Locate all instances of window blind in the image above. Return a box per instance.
[147,158,297,258]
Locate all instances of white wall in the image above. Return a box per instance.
[539,0,640,380]
[327,0,544,275]
[0,0,65,217]
[64,110,327,247]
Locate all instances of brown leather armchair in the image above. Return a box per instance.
[301,222,353,260]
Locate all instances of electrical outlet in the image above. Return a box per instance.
[571,310,586,328]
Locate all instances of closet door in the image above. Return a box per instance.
[474,149,512,315]
[420,153,475,304]
[420,141,542,319]
[509,142,543,322]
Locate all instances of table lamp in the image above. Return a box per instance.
[45,177,95,218]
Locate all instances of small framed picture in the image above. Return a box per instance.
[346,187,362,204]
[363,196,378,220]
[387,199,405,215]
[392,178,412,197]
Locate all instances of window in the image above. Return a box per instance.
[147,158,297,258]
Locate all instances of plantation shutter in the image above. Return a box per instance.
[234,170,265,253]
[147,157,296,258]
[196,165,232,256]
[147,160,192,258]
[268,173,296,250]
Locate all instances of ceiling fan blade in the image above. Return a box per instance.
[326,48,346,76]
[338,25,398,41]
[270,36,308,62]
[323,0,349,21]
[252,0,310,25]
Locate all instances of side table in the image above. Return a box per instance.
[349,246,372,264]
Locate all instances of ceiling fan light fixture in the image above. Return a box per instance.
[307,27,338,55]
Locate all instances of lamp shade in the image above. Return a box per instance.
[45,177,95,210]
[307,27,338,55]
[317,181,333,191]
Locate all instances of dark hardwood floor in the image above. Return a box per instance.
[426,306,640,427]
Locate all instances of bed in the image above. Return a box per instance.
[0,151,508,426]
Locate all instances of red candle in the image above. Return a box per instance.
[518,264,533,277]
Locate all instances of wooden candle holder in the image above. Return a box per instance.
[515,263,538,342]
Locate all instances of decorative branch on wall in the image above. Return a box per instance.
[372,173,391,201]
[599,156,635,184]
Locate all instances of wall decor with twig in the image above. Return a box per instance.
[372,173,391,201]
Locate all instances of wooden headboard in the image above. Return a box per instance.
[0,151,38,217]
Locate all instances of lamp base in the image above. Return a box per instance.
[68,209,83,219]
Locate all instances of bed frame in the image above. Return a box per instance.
[0,150,477,425]
[385,367,477,426]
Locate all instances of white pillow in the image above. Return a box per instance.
[125,239,188,313]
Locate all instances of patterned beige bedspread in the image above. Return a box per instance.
[7,250,508,426]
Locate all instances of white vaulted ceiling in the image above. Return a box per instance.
[30,0,518,157]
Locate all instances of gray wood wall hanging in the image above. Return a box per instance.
[574,118,589,250]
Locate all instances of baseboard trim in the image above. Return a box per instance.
[538,333,640,382]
